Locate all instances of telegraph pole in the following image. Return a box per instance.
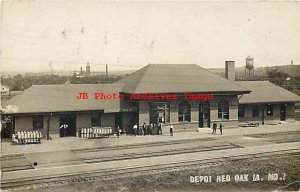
[47,113,53,140]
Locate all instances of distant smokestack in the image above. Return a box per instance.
[225,61,235,81]
[106,65,108,77]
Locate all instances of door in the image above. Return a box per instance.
[280,105,286,121]
[115,112,122,132]
[59,114,76,137]
[150,103,169,124]
[199,103,210,128]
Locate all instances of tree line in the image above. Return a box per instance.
[1,74,127,91]
[266,68,300,95]
[1,69,299,96]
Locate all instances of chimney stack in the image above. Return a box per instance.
[225,61,235,81]
[106,65,108,77]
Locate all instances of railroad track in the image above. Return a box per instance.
[82,143,241,163]
[271,137,300,143]
[0,154,33,172]
[74,131,300,154]
[0,154,25,161]
[0,137,215,172]
[246,131,300,144]
[72,137,214,153]
[2,148,299,190]
[246,131,300,138]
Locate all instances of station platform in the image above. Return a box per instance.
[1,121,299,155]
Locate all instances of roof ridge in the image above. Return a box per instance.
[31,83,123,87]
[129,65,150,92]
[195,65,249,89]
[237,80,269,82]
[117,65,150,92]
[148,63,196,65]
[118,63,250,93]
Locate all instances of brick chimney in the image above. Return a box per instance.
[225,61,235,81]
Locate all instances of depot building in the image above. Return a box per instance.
[2,62,300,137]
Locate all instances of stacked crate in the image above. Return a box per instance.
[80,127,112,138]
[12,131,43,144]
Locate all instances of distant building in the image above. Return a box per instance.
[75,63,91,77]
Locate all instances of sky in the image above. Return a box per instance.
[1,0,300,72]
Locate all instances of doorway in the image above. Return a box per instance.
[59,114,76,137]
[199,103,210,128]
[280,105,286,121]
[150,103,169,124]
[115,112,122,132]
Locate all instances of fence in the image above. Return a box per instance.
[12,131,43,144]
[80,127,113,138]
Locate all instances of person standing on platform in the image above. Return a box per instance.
[149,123,153,135]
[117,126,120,138]
[59,123,68,137]
[139,125,142,135]
[170,124,174,136]
[219,123,223,135]
[147,124,151,135]
[160,123,163,135]
[137,125,141,135]
[119,126,123,136]
[212,122,217,134]
[152,123,155,135]
[142,122,147,136]
[133,123,138,136]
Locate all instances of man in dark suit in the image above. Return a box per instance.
[219,123,223,135]
[142,122,147,136]
[212,122,217,134]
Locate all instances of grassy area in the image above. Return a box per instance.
[21,155,300,192]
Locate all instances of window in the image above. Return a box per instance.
[267,105,273,116]
[252,105,259,117]
[33,115,43,130]
[238,105,245,118]
[157,104,170,124]
[178,101,191,122]
[91,112,101,127]
[150,103,170,124]
[218,100,229,120]
[166,106,170,123]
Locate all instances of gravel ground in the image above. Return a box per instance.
[10,154,300,192]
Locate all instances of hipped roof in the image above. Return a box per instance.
[2,84,124,114]
[118,64,250,94]
[238,81,300,104]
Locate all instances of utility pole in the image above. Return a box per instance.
[47,113,53,140]
[261,107,265,125]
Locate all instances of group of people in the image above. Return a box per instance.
[132,123,175,136]
[60,122,222,138]
[132,122,163,136]
[212,122,223,135]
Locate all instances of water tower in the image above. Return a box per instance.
[245,56,254,78]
